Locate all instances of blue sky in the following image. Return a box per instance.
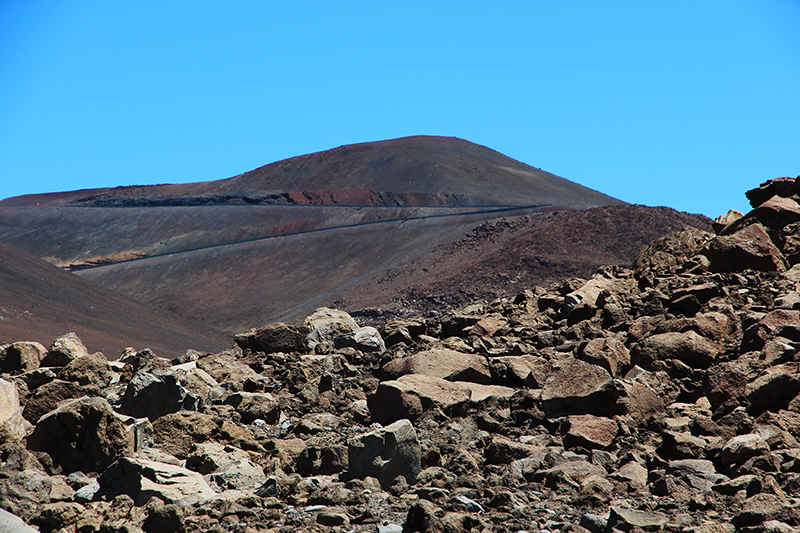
[1,1,798,218]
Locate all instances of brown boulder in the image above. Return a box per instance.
[40,333,91,369]
[704,222,788,273]
[632,330,720,370]
[27,396,134,473]
[235,322,309,354]
[367,374,470,424]
[381,348,491,384]
[560,414,618,449]
[745,363,800,416]
[540,358,617,418]
[22,379,101,423]
[151,411,219,459]
[58,352,113,388]
[745,176,800,209]
[0,342,46,375]
[0,379,25,444]
[580,335,630,377]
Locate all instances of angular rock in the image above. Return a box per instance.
[615,377,665,421]
[607,506,669,531]
[0,342,46,375]
[540,358,617,418]
[609,461,648,489]
[334,326,386,352]
[0,469,53,523]
[27,396,133,473]
[485,436,544,465]
[471,316,506,337]
[746,177,800,208]
[381,348,491,384]
[368,374,470,424]
[732,493,793,529]
[58,352,114,387]
[0,379,25,444]
[40,332,90,368]
[304,308,359,351]
[185,442,251,475]
[348,418,420,489]
[97,457,216,506]
[713,209,744,234]
[223,391,281,424]
[454,382,516,403]
[205,457,267,492]
[560,414,618,449]
[581,335,630,378]
[152,411,218,459]
[117,371,202,421]
[720,433,770,465]
[235,322,309,354]
[633,226,715,280]
[745,363,800,416]
[704,222,788,272]
[0,507,39,533]
[632,330,720,370]
[667,459,727,491]
[742,309,800,352]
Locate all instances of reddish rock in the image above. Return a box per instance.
[0,342,46,375]
[560,414,618,449]
[26,396,133,473]
[632,330,720,370]
[540,358,616,418]
[745,363,800,416]
[367,374,471,424]
[581,335,630,377]
[381,348,491,384]
[704,222,788,273]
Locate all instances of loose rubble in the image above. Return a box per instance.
[2,177,800,532]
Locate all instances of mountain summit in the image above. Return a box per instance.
[1,136,621,209]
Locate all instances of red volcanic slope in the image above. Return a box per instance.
[0,240,231,358]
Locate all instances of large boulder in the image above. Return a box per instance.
[0,342,46,375]
[27,396,134,473]
[151,411,219,460]
[381,348,491,384]
[348,419,420,489]
[58,352,114,388]
[21,379,100,423]
[40,333,90,368]
[334,326,386,353]
[304,308,359,352]
[117,371,202,421]
[223,392,281,424]
[745,363,800,416]
[235,322,309,354]
[0,470,53,523]
[704,222,788,273]
[632,331,721,370]
[368,374,471,424]
[540,358,617,418]
[97,457,216,506]
[0,379,26,444]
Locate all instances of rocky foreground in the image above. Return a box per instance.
[2,178,800,533]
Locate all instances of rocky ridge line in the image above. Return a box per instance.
[0,177,799,532]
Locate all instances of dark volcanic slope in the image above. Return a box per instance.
[334,204,714,318]
[0,136,623,209]
[0,240,231,358]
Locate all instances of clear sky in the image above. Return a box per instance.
[1,1,798,218]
